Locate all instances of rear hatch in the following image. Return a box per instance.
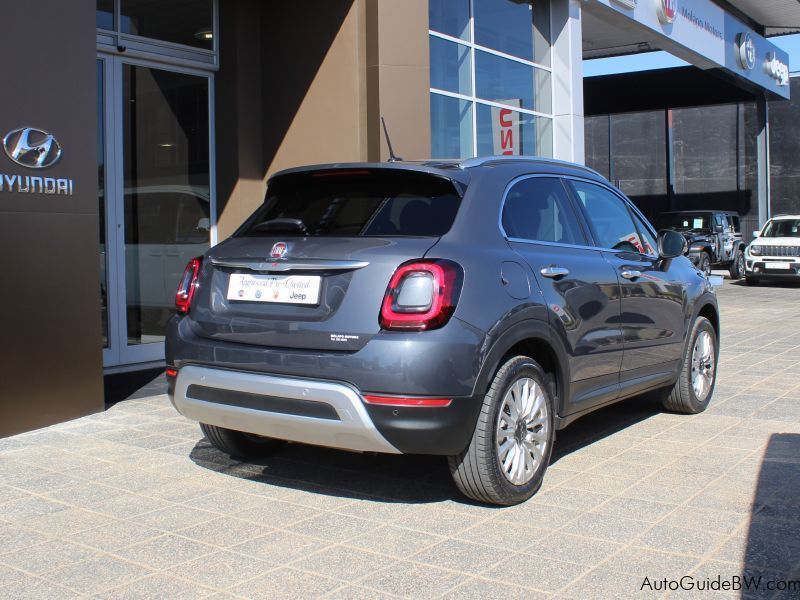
[188,167,464,351]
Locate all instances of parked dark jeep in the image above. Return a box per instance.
[656,211,745,279]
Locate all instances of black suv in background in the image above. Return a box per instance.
[656,210,745,278]
[166,157,720,505]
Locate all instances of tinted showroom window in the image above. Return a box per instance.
[239,170,462,238]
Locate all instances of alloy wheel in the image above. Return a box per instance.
[691,330,716,401]
[495,377,550,485]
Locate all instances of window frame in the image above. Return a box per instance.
[498,174,592,250]
[429,0,554,158]
[563,176,660,259]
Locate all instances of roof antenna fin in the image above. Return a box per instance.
[381,117,403,162]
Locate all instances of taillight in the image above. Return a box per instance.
[175,257,202,314]
[379,260,462,331]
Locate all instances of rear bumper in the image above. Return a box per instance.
[173,365,401,453]
[171,365,483,455]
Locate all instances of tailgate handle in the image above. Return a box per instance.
[210,258,369,272]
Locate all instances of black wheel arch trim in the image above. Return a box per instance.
[472,317,571,418]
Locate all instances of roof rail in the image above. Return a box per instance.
[459,155,603,177]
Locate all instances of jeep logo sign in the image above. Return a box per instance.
[2,127,62,169]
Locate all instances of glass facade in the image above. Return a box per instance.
[97,0,215,50]
[429,0,554,158]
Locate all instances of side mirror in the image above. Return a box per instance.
[752,230,760,238]
[714,224,723,233]
[658,229,687,259]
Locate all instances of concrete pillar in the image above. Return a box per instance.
[756,93,771,227]
[551,0,585,164]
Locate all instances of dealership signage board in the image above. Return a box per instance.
[591,0,791,99]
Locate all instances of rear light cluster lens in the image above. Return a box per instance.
[165,367,178,379]
[363,395,452,407]
[380,260,462,331]
[175,257,203,314]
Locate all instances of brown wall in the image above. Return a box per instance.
[366,0,431,162]
[0,1,104,437]
[215,0,432,240]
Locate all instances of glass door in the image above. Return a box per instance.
[100,57,213,368]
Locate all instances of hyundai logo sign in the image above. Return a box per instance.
[3,127,62,169]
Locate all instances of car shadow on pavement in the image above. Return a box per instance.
[741,434,800,592]
[188,391,664,505]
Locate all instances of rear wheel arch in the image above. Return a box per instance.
[475,321,569,417]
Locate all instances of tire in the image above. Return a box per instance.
[698,252,712,276]
[728,250,745,280]
[200,423,284,459]
[448,355,555,506]
[662,317,718,414]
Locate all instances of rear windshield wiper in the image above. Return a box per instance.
[251,218,308,234]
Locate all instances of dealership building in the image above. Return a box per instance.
[0,0,797,436]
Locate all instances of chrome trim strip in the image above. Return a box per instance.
[174,366,401,454]
[210,258,370,272]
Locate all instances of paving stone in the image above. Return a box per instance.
[483,552,590,593]
[639,524,728,557]
[0,575,84,599]
[290,546,394,581]
[230,529,330,564]
[95,573,216,599]
[441,577,549,599]
[410,539,503,574]
[346,525,444,558]
[0,539,97,575]
[175,516,274,548]
[46,555,153,595]
[230,567,342,599]
[112,533,216,569]
[363,561,464,598]
[166,549,271,589]
[525,532,622,566]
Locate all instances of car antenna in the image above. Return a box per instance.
[381,117,403,162]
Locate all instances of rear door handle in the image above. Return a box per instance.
[621,269,642,280]
[540,266,569,279]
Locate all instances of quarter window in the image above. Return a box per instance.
[502,178,585,245]
[569,181,651,254]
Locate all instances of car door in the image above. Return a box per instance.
[501,176,624,412]
[566,179,687,396]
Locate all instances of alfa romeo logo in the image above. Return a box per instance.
[656,0,677,24]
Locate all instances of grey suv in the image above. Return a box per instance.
[166,157,720,505]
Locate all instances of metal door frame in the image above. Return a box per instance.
[99,52,216,370]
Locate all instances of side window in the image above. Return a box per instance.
[714,214,725,230]
[568,180,649,254]
[729,215,741,233]
[502,177,585,245]
[629,211,657,256]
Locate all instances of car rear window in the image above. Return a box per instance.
[237,169,462,238]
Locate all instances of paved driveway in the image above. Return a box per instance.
[1,279,799,599]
